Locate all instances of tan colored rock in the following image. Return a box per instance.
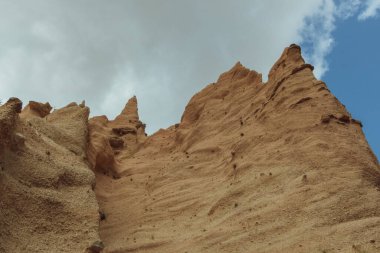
[6,97,23,113]
[0,98,21,151]
[113,96,140,125]
[112,126,137,136]
[87,96,147,178]
[0,100,100,253]
[21,101,52,118]
[109,136,124,149]
[87,115,117,174]
[0,44,379,253]
[87,241,105,253]
[94,44,380,253]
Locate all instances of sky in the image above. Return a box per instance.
[0,0,379,158]
[323,15,380,160]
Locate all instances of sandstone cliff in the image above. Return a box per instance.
[94,45,380,253]
[0,99,100,253]
[0,45,379,253]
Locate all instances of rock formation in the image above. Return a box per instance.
[20,101,52,119]
[87,96,147,178]
[1,44,379,253]
[0,100,100,253]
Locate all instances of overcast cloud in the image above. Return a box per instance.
[0,0,378,133]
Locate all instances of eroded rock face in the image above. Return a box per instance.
[93,45,380,253]
[109,137,124,149]
[21,101,52,118]
[0,44,379,253]
[87,96,147,177]
[0,101,100,253]
[0,98,22,151]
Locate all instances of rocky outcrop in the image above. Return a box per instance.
[87,96,147,177]
[0,100,100,253]
[21,101,52,118]
[94,45,380,253]
[0,44,379,253]
[0,98,23,152]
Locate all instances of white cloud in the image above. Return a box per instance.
[297,0,370,78]
[298,0,336,78]
[336,0,361,19]
[0,0,375,133]
[358,0,380,20]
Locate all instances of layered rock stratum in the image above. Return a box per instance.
[0,45,379,253]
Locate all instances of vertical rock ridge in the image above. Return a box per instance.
[1,44,379,253]
[94,44,380,253]
[87,96,147,177]
[114,96,140,125]
[0,100,100,253]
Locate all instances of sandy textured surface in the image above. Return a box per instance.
[0,100,100,253]
[1,45,379,253]
[92,45,380,253]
